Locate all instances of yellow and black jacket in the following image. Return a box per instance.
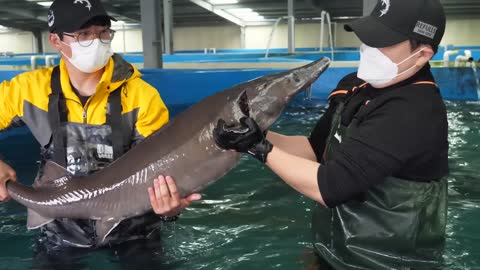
[0,54,169,249]
[0,54,169,149]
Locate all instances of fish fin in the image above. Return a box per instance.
[238,90,250,117]
[27,209,54,229]
[34,161,72,188]
[96,218,122,244]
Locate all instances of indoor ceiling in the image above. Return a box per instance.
[0,0,478,32]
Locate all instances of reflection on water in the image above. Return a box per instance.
[0,99,479,269]
[444,101,480,269]
[470,64,480,98]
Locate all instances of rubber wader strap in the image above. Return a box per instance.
[106,86,125,159]
[48,66,68,167]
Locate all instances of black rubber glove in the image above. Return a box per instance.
[213,117,273,163]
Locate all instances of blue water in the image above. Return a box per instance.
[0,100,479,269]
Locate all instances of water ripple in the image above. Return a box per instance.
[0,100,479,269]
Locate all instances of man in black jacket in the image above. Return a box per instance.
[213,0,449,269]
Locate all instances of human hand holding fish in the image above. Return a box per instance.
[213,117,273,163]
[0,160,16,201]
[148,175,202,218]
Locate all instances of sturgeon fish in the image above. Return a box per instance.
[6,57,330,245]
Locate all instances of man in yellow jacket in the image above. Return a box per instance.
[0,0,200,251]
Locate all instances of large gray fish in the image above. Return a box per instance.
[6,57,330,245]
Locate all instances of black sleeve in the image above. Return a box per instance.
[318,91,448,207]
[308,73,365,161]
[308,104,336,161]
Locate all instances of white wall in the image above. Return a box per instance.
[442,18,480,46]
[111,28,144,53]
[0,18,479,54]
[336,23,362,48]
[0,31,36,54]
[173,25,241,50]
[244,22,361,49]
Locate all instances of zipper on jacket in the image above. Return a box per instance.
[63,97,90,124]
[83,109,87,124]
[83,97,94,124]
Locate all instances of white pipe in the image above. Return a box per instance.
[319,10,334,60]
[320,11,325,52]
[455,50,473,67]
[30,56,41,70]
[464,50,472,59]
[443,50,458,67]
[455,55,469,67]
[123,24,127,54]
[287,0,295,54]
[240,27,246,49]
[287,15,295,54]
[325,11,334,61]
[265,16,287,58]
[45,55,58,67]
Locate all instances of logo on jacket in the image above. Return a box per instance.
[47,10,55,27]
[379,0,390,17]
[334,131,342,143]
[74,0,92,11]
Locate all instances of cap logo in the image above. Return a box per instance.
[379,0,390,17]
[47,10,55,27]
[413,21,437,39]
[73,0,92,11]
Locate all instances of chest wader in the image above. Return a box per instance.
[312,83,447,270]
[43,66,126,176]
[36,67,161,250]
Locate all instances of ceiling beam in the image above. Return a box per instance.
[103,5,141,22]
[2,7,46,22]
[0,20,40,33]
[212,2,312,10]
[189,0,245,27]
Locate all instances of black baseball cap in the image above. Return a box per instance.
[48,0,117,33]
[345,0,446,48]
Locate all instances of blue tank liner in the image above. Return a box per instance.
[0,66,478,105]
[140,67,479,104]
[1,46,479,140]
[2,46,479,65]
[0,66,478,140]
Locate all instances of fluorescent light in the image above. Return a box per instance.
[227,8,253,13]
[37,1,53,7]
[226,8,265,21]
[236,12,260,17]
[209,0,238,4]
[242,16,265,21]
[232,12,264,20]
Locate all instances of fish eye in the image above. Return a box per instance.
[292,73,300,83]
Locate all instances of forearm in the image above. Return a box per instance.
[265,146,326,206]
[267,132,317,161]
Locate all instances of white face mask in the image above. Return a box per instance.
[357,44,425,88]
[62,39,113,73]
